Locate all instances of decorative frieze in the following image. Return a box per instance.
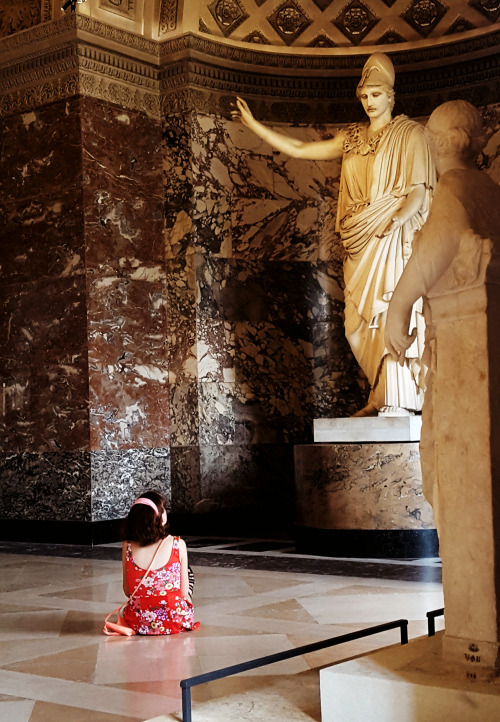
[0,14,499,120]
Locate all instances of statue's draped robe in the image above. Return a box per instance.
[337,115,435,410]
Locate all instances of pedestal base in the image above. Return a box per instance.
[320,633,500,722]
[294,418,436,558]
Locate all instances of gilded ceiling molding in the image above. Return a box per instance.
[160,29,500,71]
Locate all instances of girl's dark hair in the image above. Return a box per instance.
[124,490,169,546]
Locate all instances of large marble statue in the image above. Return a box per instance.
[386,100,500,672]
[234,53,435,416]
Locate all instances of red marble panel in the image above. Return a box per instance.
[87,276,169,450]
[81,97,164,271]
[0,189,84,285]
[0,277,89,452]
[0,97,82,199]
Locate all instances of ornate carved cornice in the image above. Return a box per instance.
[158,29,500,72]
[0,15,499,120]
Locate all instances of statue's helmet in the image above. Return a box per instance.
[357,53,395,93]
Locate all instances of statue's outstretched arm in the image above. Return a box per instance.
[233,97,344,161]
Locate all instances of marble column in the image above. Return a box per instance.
[0,97,91,526]
[0,94,170,539]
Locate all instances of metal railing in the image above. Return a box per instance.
[426,607,445,636]
[179,618,408,722]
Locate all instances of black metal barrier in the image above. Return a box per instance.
[426,607,445,636]
[179,619,409,722]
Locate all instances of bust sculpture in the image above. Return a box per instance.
[233,53,436,416]
[386,100,500,672]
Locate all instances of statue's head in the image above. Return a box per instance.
[356,53,395,110]
[425,100,486,161]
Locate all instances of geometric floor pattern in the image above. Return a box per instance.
[0,539,444,721]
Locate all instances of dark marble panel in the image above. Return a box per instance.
[479,104,500,179]
[196,115,344,262]
[0,97,82,200]
[91,448,171,521]
[197,256,345,331]
[199,378,311,445]
[170,445,202,513]
[0,451,91,521]
[194,255,364,442]
[163,115,195,258]
[199,443,295,512]
[310,378,369,420]
[169,382,199,447]
[193,190,232,257]
[312,321,355,369]
[165,257,197,385]
[0,189,85,285]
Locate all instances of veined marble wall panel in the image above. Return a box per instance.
[163,113,200,452]
[480,104,500,181]
[82,96,170,452]
[0,97,89,453]
[192,111,366,448]
[295,442,432,530]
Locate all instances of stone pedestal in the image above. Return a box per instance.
[320,632,500,722]
[294,418,437,558]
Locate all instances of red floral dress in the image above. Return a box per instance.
[122,537,199,635]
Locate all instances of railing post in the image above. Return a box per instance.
[181,681,192,722]
[400,619,408,645]
[426,608,444,637]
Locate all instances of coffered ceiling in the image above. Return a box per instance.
[200,0,499,47]
[1,0,498,49]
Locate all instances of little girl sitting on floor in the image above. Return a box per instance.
[121,490,199,635]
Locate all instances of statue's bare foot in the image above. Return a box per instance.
[352,403,379,417]
[378,405,414,417]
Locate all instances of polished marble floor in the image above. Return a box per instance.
[0,538,444,721]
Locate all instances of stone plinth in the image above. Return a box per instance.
[314,416,422,443]
[320,633,500,722]
[295,418,437,558]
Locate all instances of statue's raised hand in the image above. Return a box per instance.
[232,97,255,128]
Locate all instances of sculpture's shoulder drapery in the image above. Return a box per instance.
[412,169,500,300]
